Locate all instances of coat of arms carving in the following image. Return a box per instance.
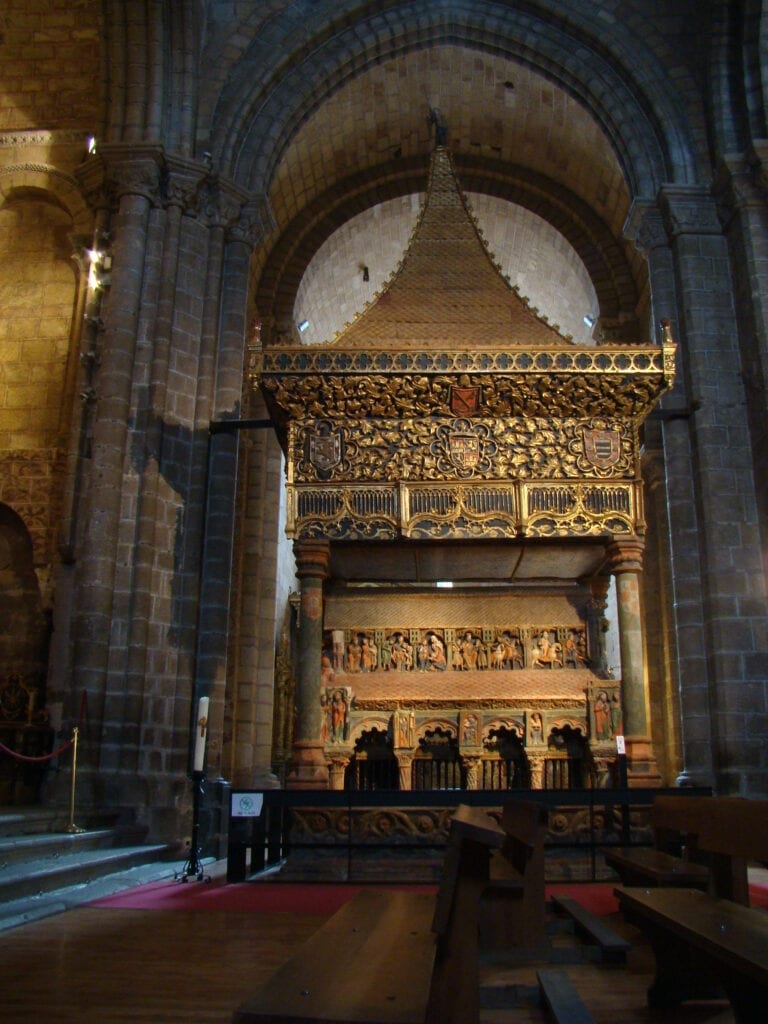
[450,383,481,416]
[448,433,481,471]
[582,427,621,469]
[309,427,342,472]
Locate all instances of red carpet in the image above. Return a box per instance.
[90,875,768,916]
[89,879,438,914]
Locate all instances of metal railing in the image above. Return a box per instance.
[226,785,712,884]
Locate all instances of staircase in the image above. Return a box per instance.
[0,806,185,932]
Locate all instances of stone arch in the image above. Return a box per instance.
[705,0,767,161]
[548,716,588,737]
[348,715,391,746]
[209,3,698,197]
[416,718,458,743]
[482,717,524,744]
[0,504,50,682]
[346,721,399,790]
[253,157,640,344]
[0,165,92,237]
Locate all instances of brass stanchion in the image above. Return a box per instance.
[67,726,85,834]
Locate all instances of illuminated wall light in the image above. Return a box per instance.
[583,315,595,328]
[435,580,454,588]
[298,319,310,332]
[87,136,97,154]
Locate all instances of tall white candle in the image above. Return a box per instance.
[193,696,209,772]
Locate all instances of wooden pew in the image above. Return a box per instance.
[606,794,768,906]
[616,887,768,1024]
[232,888,436,1024]
[232,799,548,1024]
[537,968,597,1024]
[603,794,713,894]
[614,797,768,1024]
[475,800,548,956]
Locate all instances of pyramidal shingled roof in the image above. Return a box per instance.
[328,145,573,349]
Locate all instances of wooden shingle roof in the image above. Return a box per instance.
[328,145,571,349]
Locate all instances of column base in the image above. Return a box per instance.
[624,735,662,787]
[286,740,330,790]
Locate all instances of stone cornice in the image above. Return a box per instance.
[0,129,87,148]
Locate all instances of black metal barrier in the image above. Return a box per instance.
[226,785,712,884]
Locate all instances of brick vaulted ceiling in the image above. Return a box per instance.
[196,3,705,350]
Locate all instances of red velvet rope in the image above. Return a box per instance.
[0,690,88,764]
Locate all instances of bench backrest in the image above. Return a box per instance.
[500,799,548,876]
[695,797,768,860]
[650,794,768,905]
[651,794,768,860]
[432,800,547,937]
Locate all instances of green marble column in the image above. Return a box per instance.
[286,539,331,789]
[606,538,661,786]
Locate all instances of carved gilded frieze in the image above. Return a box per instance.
[261,334,674,542]
[289,478,640,540]
[262,365,668,422]
[292,416,636,484]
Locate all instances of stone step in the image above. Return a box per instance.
[0,805,121,837]
[0,804,202,933]
[0,827,117,867]
[0,841,173,904]
[0,806,71,837]
[0,852,206,933]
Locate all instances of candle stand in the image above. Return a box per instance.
[176,770,212,883]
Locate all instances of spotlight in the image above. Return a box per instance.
[298,319,310,333]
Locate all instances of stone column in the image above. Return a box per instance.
[461,757,481,790]
[605,538,661,785]
[396,754,414,791]
[328,756,350,791]
[528,753,545,790]
[71,146,162,769]
[585,577,610,677]
[192,191,258,783]
[287,539,330,788]
[625,198,714,788]
[658,185,768,793]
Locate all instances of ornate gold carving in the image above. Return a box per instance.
[403,483,518,539]
[265,340,670,542]
[292,417,634,484]
[522,482,635,537]
[289,478,639,539]
[263,367,667,423]
[293,485,399,540]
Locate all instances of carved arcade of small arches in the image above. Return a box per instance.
[312,621,613,794]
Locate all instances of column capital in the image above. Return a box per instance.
[623,198,669,255]
[293,538,331,580]
[605,537,645,574]
[657,184,721,237]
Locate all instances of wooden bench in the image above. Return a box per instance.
[549,893,630,963]
[232,888,436,1024]
[603,794,716,896]
[474,800,549,957]
[232,799,548,1024]
[616,886,768,1024]
[606,794,768,906]
[614,796,768,1024]
[537,968,597,1024]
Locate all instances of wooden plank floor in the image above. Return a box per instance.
[0,907,323,1024]
[0,900,738,1024]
